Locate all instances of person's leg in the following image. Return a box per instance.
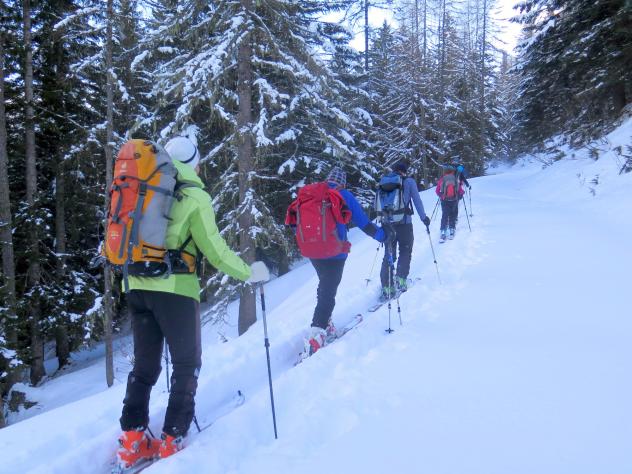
[448,201,458,232]
[310,258,346,329]
[120,290,164,431]
[440,201,449,232]
[149,292,201,438]
[380,237,397,293]
[395,223,414,280]
[379,249,389,288]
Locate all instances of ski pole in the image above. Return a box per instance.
[365,244,381,287]
[381,216,396,334]
[430,198,440,222]
[462,196,472,232]
[388,239,402,327]
[259,283,278,439]
[395,285,403,327]
[386,244,394,334]
[468,188,473,217]
[426,226,442,285]
[164,341,170,392]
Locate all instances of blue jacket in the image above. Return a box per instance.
[327,184,385,260]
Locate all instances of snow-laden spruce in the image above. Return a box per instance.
[132,0,376,326]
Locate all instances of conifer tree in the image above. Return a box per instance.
[139,0,373,332]
[515,0,632,149]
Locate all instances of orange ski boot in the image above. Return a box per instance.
[159,433,184,459]
[116,430,160,470]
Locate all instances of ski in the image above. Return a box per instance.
[295,314,363,365]
[195,389,245,431]
[111,390,245,474]
[334,314,364,339]
[368,277,420,312]
[368,301,386,312]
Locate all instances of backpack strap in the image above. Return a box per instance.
[328,188,351,224]
[401,176,414,216]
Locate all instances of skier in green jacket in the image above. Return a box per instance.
[116,136,268,469]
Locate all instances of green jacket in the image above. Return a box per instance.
[128,160,251,301]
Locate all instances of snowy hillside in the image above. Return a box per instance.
[1,122,632,474]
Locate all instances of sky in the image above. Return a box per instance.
[347,1,523,55]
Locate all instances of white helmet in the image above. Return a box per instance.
[165,136,200,169]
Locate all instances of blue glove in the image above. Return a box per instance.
[374,227,386,243]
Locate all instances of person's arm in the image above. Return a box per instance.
[339,189,384,241]
[461,175,470,188]
[189,193,251,281]
[404,178,427,221]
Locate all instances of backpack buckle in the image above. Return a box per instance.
[138,183,147,196]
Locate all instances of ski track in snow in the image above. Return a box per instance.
[1,149,631,474]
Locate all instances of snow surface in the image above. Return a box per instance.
[1,124,631,473]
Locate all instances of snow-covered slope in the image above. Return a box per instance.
[1,122,631,474]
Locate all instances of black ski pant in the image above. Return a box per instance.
[120,290,201,438]
[440,200,459,231]
[310,258,346,330]
[380,222,414,288]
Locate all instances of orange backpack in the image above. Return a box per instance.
[104,139,178,290]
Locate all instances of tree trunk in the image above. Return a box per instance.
[0,346,6,426]
[421,0,428,184]
[0,33,15,429]
[237,1,256,336]
[479,0,487,163]
[364,0,369,71]
[54,163,70,368]
[277,246,289,276]
[414,0,419,57]
[611,81,627,116]
[51,26,70,370]
[0,30,17,348]
[103,0,115,387]
[24,0,45,386]
[422,0,427,67]
[439,0,447,159]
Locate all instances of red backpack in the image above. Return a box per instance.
[285,182,352,259]
[440,173,458,201]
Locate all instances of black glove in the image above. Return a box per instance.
[468,184,472,190]
[383,223,396,244]
[422,216,431,227]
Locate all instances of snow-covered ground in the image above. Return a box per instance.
[1,121,631,474]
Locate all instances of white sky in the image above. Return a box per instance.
[347,0,522,55]
[492,0,522,53]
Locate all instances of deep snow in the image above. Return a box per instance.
[1,121,631,474]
